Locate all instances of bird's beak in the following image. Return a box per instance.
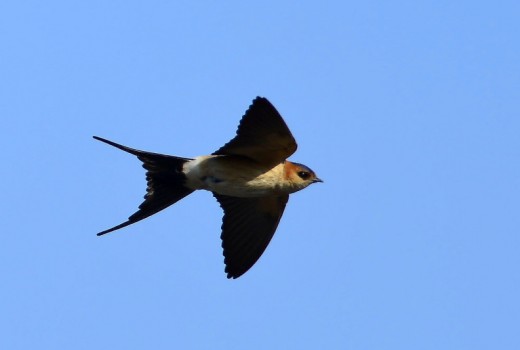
[313,178,324,183]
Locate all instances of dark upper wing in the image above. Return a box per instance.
[213,194,289,279]
[213,97,297,168]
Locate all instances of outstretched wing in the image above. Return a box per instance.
[213,97,297,168]
[213,194,289,279]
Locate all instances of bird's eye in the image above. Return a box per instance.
[297,171,310,180]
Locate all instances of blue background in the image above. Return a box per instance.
[2,1,519,349]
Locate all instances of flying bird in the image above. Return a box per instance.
[94,97,322,278]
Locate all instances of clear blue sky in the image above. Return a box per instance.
[2,1,519,349]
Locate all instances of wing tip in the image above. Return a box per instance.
[225,268,246,279]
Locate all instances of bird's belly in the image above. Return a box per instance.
[203,176,279,197]
[184,156,285,197]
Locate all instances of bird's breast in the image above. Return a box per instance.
[183,155,289,197]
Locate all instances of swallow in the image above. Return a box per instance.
[94,96,322,278]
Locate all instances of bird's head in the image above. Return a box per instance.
[284,161,323,192]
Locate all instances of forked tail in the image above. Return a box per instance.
[93,136,194,236]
